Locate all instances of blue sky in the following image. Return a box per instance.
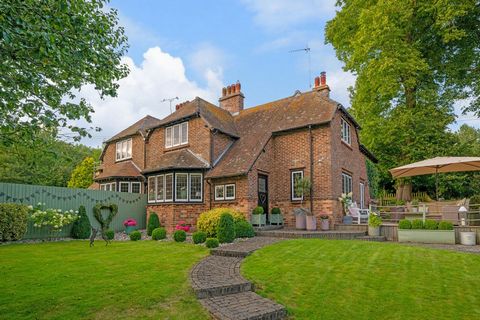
[79,0,476,147]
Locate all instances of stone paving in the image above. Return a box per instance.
[190,237,287,320]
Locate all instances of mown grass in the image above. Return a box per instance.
[0,241,210,320]
[242,239,480,320]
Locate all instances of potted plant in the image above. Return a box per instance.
[338,192,353,224]
[294,177,315,230]
[251,206,266,227]
[270,207,283,225]
[320,214,330,231]
[368,212,382,236]
[123,218,137,234]
[397,219,455,244]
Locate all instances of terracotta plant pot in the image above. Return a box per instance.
[321,219,329,231]
[306,216,317,231]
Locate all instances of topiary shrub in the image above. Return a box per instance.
[147,212,160,236]
[152,227,167,240]
[438,221,454,230]
[271,207,281,215]
[173,230,186,242]
[71,205,90,239]
[129,230,141,241]
[217,213,235,243]
[252,206,264,215]
[411,219,424,229]
[235,220,255,238]
[192,231,207,244]
[197,208,246,237]
[398,219,412,229]
[424,219,438,230]
[205,237,219,248]
[105,229,115,240]
[0,203,28,241]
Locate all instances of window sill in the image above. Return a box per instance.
[115,157,133,163]
[164,144,190,152]
[148,201,204,205]
[341,140,353,150]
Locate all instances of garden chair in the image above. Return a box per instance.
[348,202,370,224]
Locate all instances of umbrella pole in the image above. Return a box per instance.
[435,167,439,201]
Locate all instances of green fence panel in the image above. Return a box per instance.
[0,183,147,239]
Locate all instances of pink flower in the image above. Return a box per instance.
[175,222,190,232]
[123,218,137,227]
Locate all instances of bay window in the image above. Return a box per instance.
[148,172,202,203]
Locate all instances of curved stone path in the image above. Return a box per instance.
[190,237,287,320]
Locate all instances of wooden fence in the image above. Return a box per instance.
[0,183,147,239]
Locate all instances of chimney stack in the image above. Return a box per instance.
[219,81,244,114]
[175,100,190,111]
[313,71,330,97]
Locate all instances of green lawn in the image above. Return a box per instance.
[0,241,210,320]
[242,239,480,320]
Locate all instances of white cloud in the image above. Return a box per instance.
[242,0,337,32]
[77,46,224,147]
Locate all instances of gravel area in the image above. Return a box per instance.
[404,243,480,254]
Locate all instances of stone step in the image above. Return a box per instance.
[200,291,287,320]
[210,237,281,258]
[190,255,252,299]
[356,235,387,242]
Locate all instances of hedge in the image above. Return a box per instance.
[0,203,29,241]
[197,208,246,237]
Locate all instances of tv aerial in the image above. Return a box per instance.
[161,97,179,114]
[289,45,312,88]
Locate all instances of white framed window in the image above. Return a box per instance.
[119,182,130,193]
[165,122,188,148]
[131,182,141,193]
[291,170,304,201]
[190,173,203,202]
[156,175,165,202]
[148,176,156,203]
[100,182,116,191]
[116,138,132,161]
[342,172,353,195]
[341,118,351,145]
[215,185,225,201]
[175,173,188,202]
[165,127,172,148]
[165,173,173,202]
[360,182,365,209]
[225,184,235,200]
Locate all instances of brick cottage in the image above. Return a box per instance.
[91,73,376,230]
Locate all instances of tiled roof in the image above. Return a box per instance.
[95,160,143,180]
[143,149,210,174]
[206,90,338,178]
[152,97,238,137]
[106,115,162,143]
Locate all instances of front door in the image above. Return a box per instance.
[258,175,269,222]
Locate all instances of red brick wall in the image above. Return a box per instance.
[100,134,145,173]
[210,176,250,219]
[212,132,234,163]
[330,111,370,210]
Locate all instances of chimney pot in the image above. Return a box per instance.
[219,80,244,114]
[320,71,326,86]
[227,85,232,95]
[235,81,241,92]
[222,87,227,96]
[231,84,236,94]
[314,76,320,87]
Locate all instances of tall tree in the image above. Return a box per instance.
[0,131,100,187]
[67,156,96,189]
[0,0,129,142]
[325,0,480,189]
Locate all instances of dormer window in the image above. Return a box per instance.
[116,138,132,161]
[341,118,351,145]
[165,122,188,148]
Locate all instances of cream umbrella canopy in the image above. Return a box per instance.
[390,157,480,200]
